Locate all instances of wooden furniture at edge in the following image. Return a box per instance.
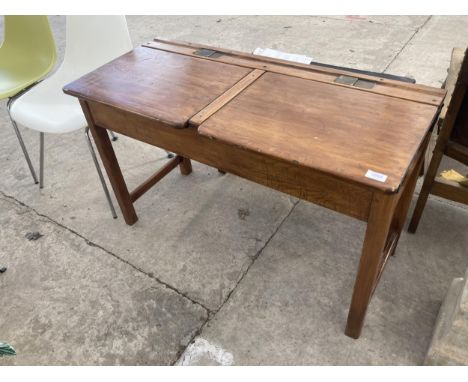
[63,39,446,339]
[409,47,468,232]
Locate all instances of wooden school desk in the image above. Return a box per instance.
[64,39,445,338]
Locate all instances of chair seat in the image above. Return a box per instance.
[10,71,87,134]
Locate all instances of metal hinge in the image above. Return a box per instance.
[334,75,376,89]
[193,48,223,58]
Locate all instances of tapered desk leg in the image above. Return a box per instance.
[345,193,398,339]
[80,101,138,225]
[179,157,192,175]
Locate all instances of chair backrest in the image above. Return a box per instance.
[60,16,132,78]
[440,48,468,142]
[2,15,56,75]
[451,49,468,147]
[439,48,466,123]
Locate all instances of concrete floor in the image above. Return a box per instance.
[0,15,467,365]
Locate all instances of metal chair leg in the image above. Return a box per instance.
[39,132,45,189]
[109,130,118,141]
[6,98,39,184]
[85,127,117,219]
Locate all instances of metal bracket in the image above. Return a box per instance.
[335,75,358,86]
[354,79,376,89]
[334,75,376,89]
[193,48,223,58]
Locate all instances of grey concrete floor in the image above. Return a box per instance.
[0,15,468,365]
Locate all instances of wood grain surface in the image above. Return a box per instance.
[144,39,446,106]
[199,72,440,192]
[88,100,373,221]
[64,46,251,128]
[190,69,265,126]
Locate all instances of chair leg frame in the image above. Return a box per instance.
[6,85,117,219]
[109,130,118,142]
[6,96,39,184]
[85,126,118,219]
[6,89,166,220]
[39,132,45,189]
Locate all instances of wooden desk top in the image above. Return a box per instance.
[64,46,251,128]
[199,72,439,192]
[64,39,446,193]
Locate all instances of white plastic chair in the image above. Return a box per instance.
[9,16,134,218]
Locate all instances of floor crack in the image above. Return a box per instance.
[0,190,211,314]
[383,15,432,73]
[172,199,300,365]
[1,189,299,365]
[215,199,299,314]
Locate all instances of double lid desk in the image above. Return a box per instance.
[64,39,446,338]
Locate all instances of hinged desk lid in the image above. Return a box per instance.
[198,71,440,193]
[63,46,251,128]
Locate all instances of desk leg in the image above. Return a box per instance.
[179,157,192,175]
[81,101,138,225]
[345,193,397,339]
[387,149,426,255]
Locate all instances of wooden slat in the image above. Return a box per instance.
[151,38,443,94]
[189,69,265,126]
[130,155,183,202]
[143,39,446,106]
[432,177,468,204]
[439,48,466,121]
[445,141,468,166]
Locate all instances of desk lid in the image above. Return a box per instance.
[63,46,251,128]
[198,71,440,193]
